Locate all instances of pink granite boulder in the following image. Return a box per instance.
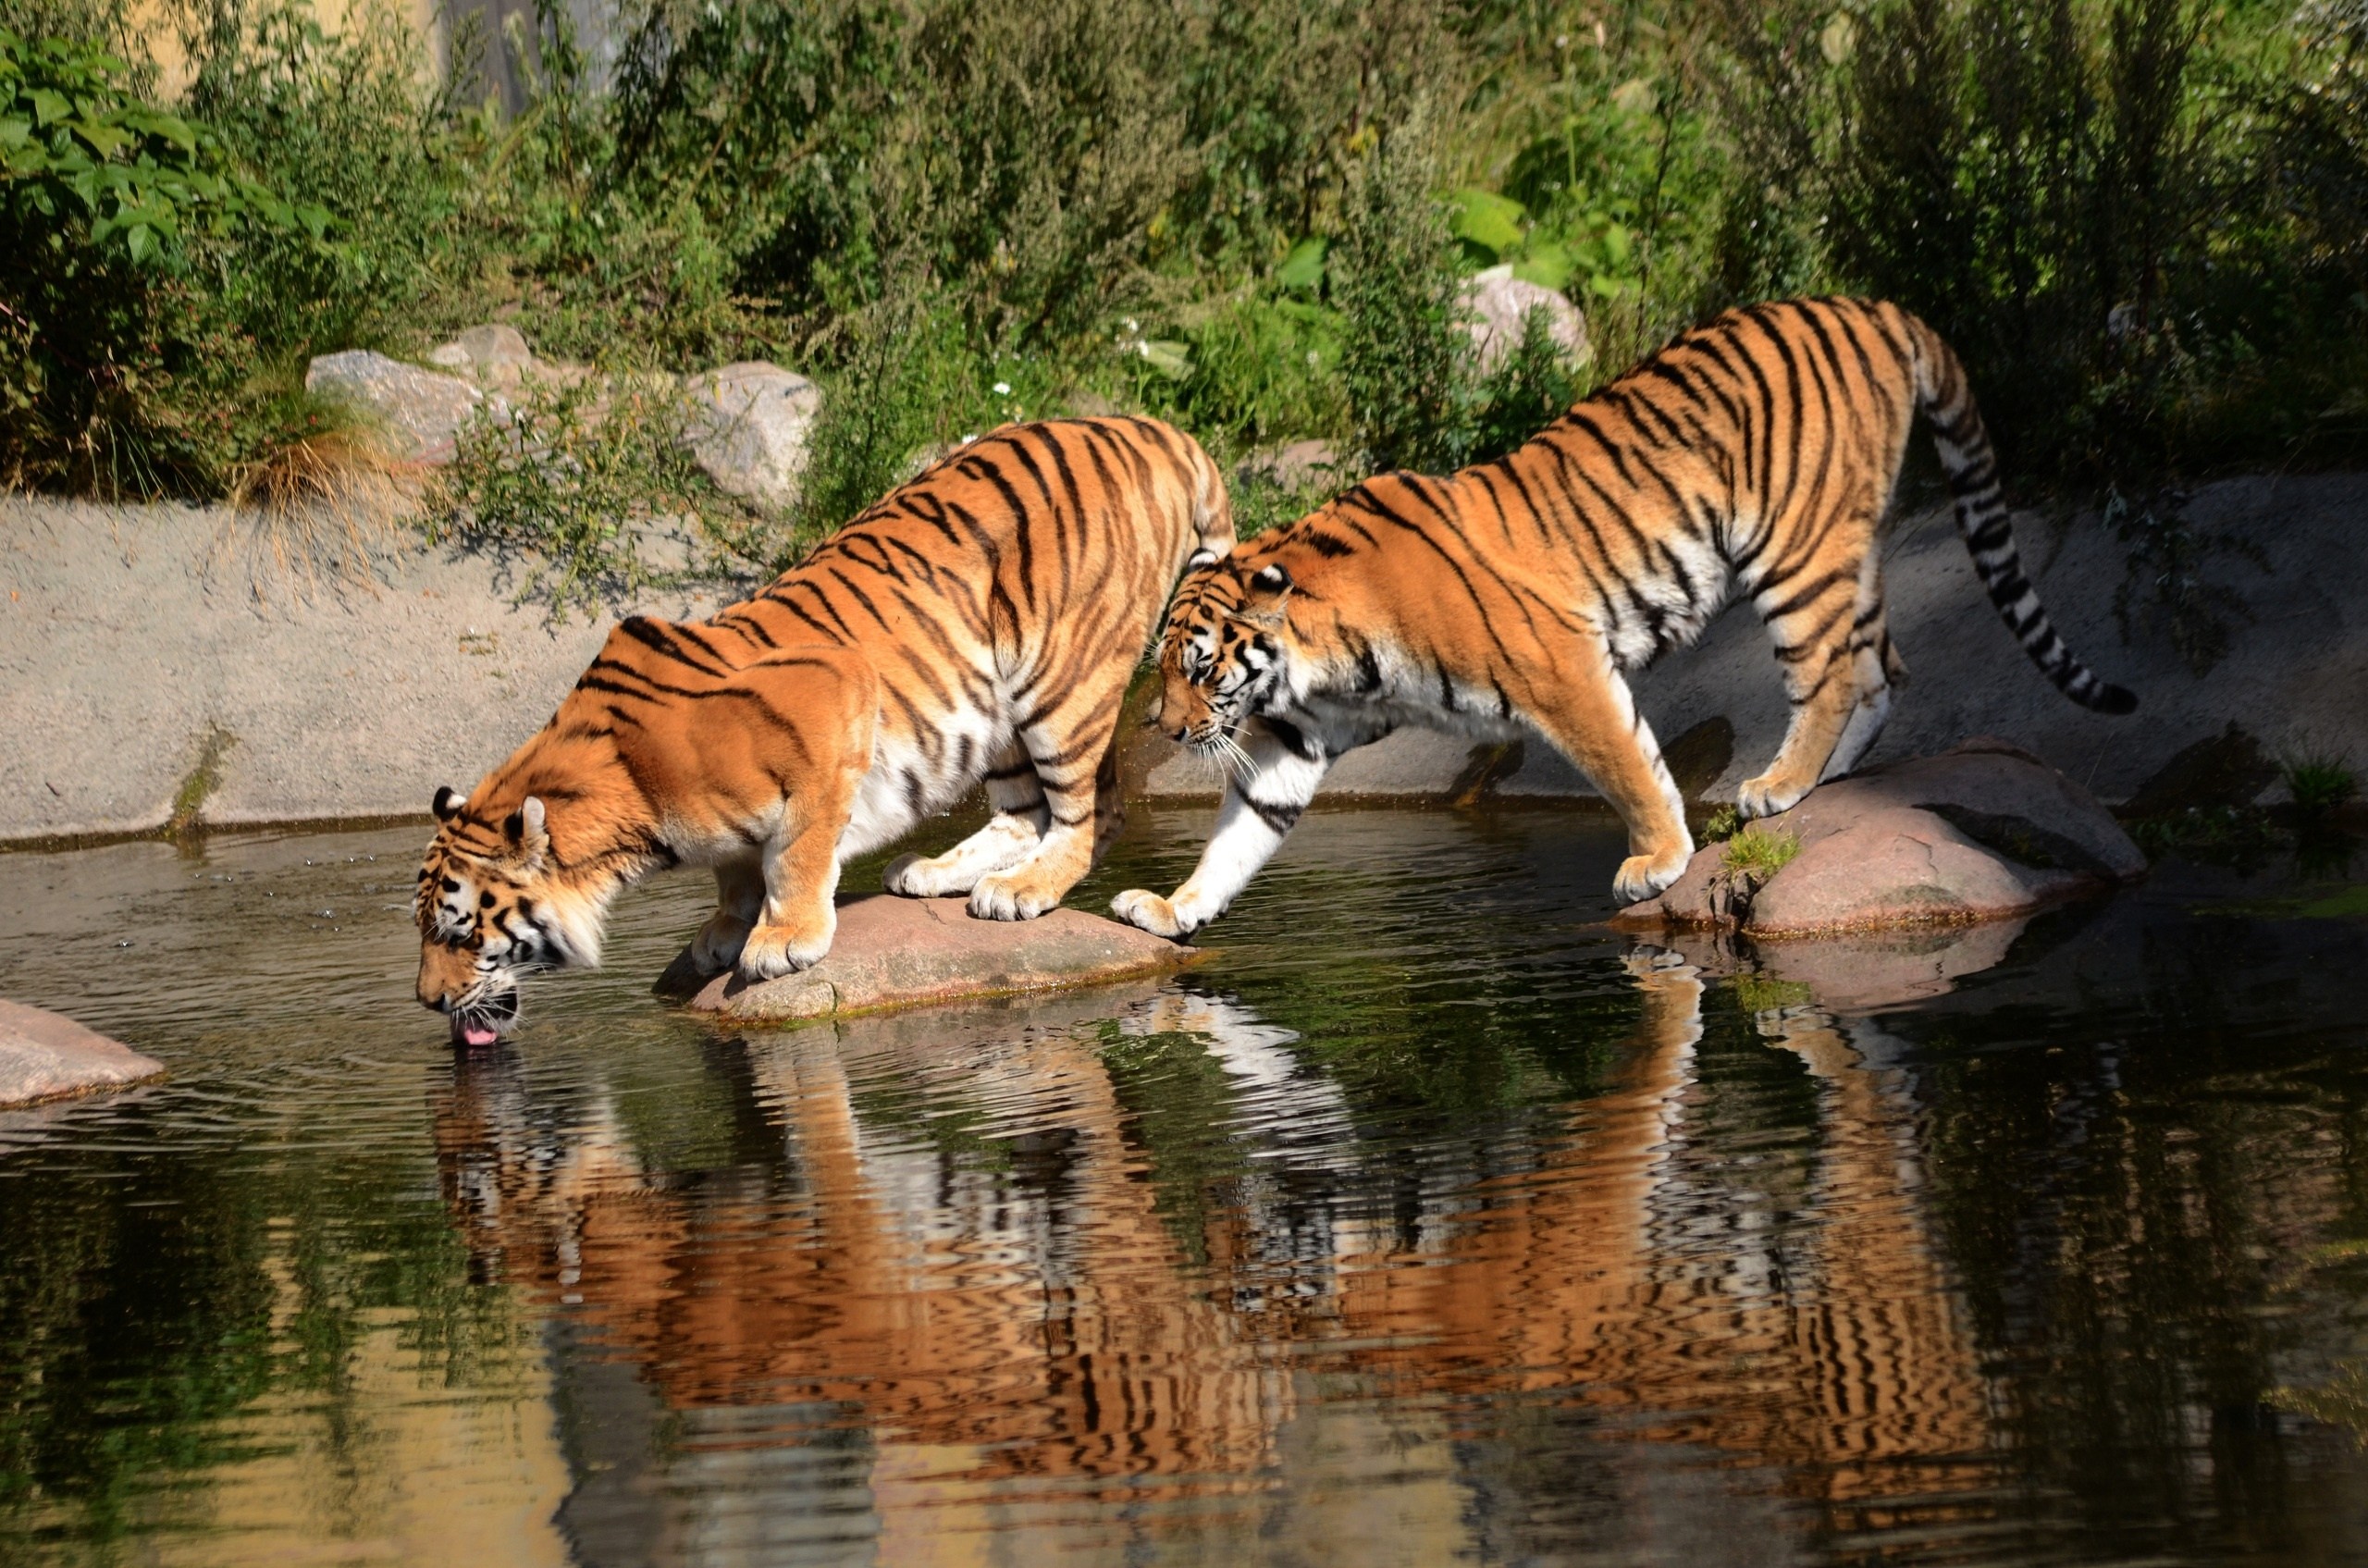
[0,999,165,1106]
[1618,737,2146,937]
[658,895,1203,1024]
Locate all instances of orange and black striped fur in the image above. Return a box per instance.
[1113,297,2134,939]
[416,417,1232,1043]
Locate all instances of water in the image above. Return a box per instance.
[2,806,2365,1567]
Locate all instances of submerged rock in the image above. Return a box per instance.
[658,895,1203,1024]
[1619,737,2146,937]
[304,350,491,463]
[0,999,164,1107]
[681,362,821,512]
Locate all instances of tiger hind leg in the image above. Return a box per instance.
[883,742,1049,898]
[1739,535,1894,818]
[690,859,766,974]
[970,667,1128,921]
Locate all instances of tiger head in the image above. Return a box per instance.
[1150,550,1300,754]
[414,784,610,1046]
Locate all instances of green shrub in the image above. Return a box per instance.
[1722,823,1801,877]
[2283,753,2359,817]
[0,24,320,492]
[1333,110,1473,474]
[438,374,752,618]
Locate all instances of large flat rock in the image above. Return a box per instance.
[0,998,165,1107]
[658,895,1203,1024]
[1618,738,2147,938]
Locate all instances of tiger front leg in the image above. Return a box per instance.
[735,648,878,981]
[1112,722,1330,939]
[1513,640,1693,906]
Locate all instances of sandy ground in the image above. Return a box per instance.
[3,471,2362,843]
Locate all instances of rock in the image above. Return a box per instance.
[0,999,164,1107]
[1662,716,1735,803]
[659,895,1204,1024]
[304,350,490,463]
[1461,265,1589,374]
[1620,738,2146,936]
[1237,439,1345,493]
[2123,721,2279,815]
[682,362,821,512]
[1645,917,2035,1013]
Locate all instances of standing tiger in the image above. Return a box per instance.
[416,417,1232,1044]
[1112,297,2135,940]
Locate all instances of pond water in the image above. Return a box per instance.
[2,805,2366,1567]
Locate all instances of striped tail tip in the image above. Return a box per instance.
[2075,679,2139,715]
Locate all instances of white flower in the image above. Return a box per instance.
[1124,318,1140,333]
[993,381,1011,396]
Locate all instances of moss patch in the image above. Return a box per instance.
[166,724,237,837]
[1722,824,1801,878]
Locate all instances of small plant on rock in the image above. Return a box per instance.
[2283,753,2359,818]
[1721,822,1800,878]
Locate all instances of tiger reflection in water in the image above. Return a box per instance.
[431,962,1990,1537]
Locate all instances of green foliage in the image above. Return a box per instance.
[1698,803,1743,844]
[2283,753,2359,818]
[785,273,994,564]
[438,374,752,618]
[2105,486,2269,674]
[1722,823,1801,877]
[1331,113,1474,475]
[0,23,320,491]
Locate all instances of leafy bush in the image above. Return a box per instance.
[0,25,321,491]
[438,374,752,617]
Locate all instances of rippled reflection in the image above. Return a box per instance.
[419,954,2009,1562]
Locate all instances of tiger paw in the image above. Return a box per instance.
[690,911,754,975]
[968,870,1062,922]
[1111,888,1199,940]
[736,916,834,981]
[1612,850,1690,906]
[1735,772,1810,821]
[883,852,967,898]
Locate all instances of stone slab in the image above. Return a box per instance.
[0,998,165,1107]
[659,895,1204,1024]
[1618,739,2146,937]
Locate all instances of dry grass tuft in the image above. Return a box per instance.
[221,418,435,595]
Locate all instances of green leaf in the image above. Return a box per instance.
[1137,339,1193,379]
[27,87,68,126]
[1449,187,1526,258]
[1511,241,1575,293]
[69,117,130,158]
[123,219,154,264]
[1276,236,1327,292]
[1600,224,1633,265]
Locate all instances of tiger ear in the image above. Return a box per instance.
[432,785,462,822]
[1240,562,1294,626]
[502,796,550,869]
[1249,562,1293,597]
[1185,547,1221,571]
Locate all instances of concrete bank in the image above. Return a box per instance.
[1134,471,2368,806]
[1,499,729,843]
[3,473,2362,845]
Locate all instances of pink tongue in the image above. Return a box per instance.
[460,1023,500,1047]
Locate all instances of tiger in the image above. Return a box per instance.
[416,416,1233,1045]
[1111,296,2136,941]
